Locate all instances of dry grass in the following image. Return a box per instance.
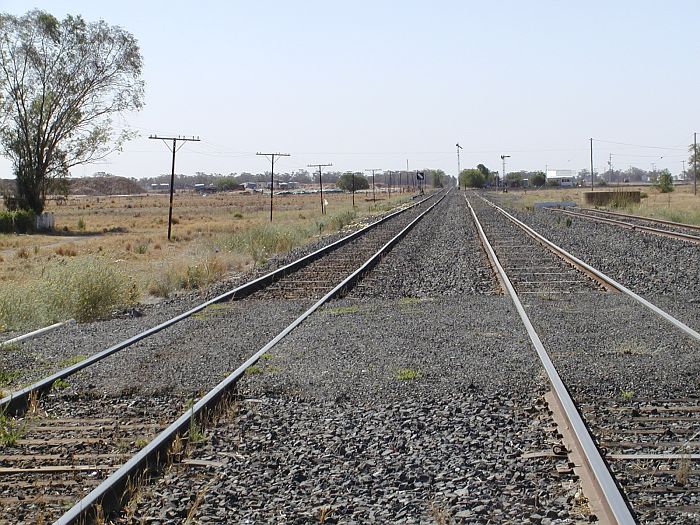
[0,190,411,332]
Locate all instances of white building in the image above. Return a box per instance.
[546,169,576,187]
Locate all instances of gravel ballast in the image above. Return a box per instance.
[109,194,587,524]
[114,296,584,524]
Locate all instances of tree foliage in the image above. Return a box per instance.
[0,10,144,213]
[506,172,523,187]
[530,171,546,187]
[429,169,445,188]
[336,173,369,191]
[459,168,485,188]
[656,169,674,193]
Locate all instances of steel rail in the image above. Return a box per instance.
[466,196,636,525]
[55,191,448,525]
[0,319,75,347]
[550,208,700,245]
[1,193,438,416]
[477,194,700,344]
[576,207,700,233]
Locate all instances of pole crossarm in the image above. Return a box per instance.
[365,168,381,203]
[257,152,290,222]
[456,143,463,189]
[148,135,200,240]
[308,163,333,215]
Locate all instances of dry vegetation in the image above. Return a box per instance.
[0,190,412,332]
[496,183,700,225]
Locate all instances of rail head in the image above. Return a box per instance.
[465,196,636,525]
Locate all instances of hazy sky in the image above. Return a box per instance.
[1,0,698,179]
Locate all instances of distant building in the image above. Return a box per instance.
[546,169,576,187]
[150,183,170,192]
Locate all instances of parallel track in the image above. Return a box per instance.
[0,191,447,525]
[469,192,700,524]
[550,207,700,245]
[0,193,437,416]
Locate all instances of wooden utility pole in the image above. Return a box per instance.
[456,143,463,190]
[694,132,697,196]
[149,135,200,240]
[256,152,290,222]
[308,163,332,214]
[365,169,381,202]
[590,138,594,190]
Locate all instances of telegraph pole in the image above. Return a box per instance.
[456,143,463,190]
[308,163,332,214]
[365,169,381,202]
[590,138,594,190]
[256,152,290,222]
[345,171,357,208]
[149,135,200,240]
[694,132,697,196]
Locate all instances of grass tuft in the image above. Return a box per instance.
[0,411,24,447]
[0,257,137,329]
[395,368,421,381]
[222,224,308,265]
[51,378,70,390]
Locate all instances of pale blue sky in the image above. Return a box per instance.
[0,0,697,179]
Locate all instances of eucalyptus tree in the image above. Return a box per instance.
[0,10,144,214]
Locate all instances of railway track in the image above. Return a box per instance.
[3,188,698,523]
[467,197,611,295]
[549,207,700,245]
[468,192,700,524]
[0,191,446,524]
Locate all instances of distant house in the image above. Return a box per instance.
[546,169,576,187]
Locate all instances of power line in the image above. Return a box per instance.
[593,139,686,151]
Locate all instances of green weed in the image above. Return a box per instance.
[395,368,421,381]
[52,378,70,390]
[619,389,634,402]
[0,412,23,447]
[188,411,205,443]
[0,369,19,388]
